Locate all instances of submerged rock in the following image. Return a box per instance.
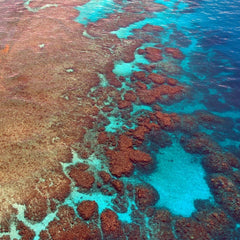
[135,184,159,211]
[101,209,125,240]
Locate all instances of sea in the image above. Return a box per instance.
[1,0,240,239]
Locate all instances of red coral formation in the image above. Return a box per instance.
[135,81,148,89]
[148,73,166,84]
[154,84,184,101]
[16,221,35,240]
[144,47,163,62]
[165,47,185,60]
[102,106,114,112]
[194,208,234,239]
[124,91,137,102]
[77,200,98,220]
[208,174,240,221]
[149,209,176,240]
[0,212,12,233]
[123,223,144,240]
[135,185,159,211]
[107,131,154,177]
[98,131,110,145]
[154,111,180,130]
[167,77,178,86]
[181,133,221,154]
[100,209,125,240]
[202,152,236,173]
[136,89,157,104]
[131,126,150,141]
[175,218,211,240]
[142,24,164,32]
[46,206,101,240]
[69,163,95,190]
[39,230,50,240]
[118,134,134,150]
[38,169,72,202]
[129,150,153,166]
[0,236,10,240]
[24,191,48,222]
[137,84,184,105]
[111,179,124,194]
[107,150,134,177]
[131,71,147,82]
[108,73,123,88]
[118,100,132,109]
[87,12,147,37]
[137,48,145,55]
[99,171,112,184]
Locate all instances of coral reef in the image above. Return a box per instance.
[0,0,239,239]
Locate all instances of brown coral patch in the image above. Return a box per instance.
[99,171,112,184]
[111,179,124,194]
[118,100,132,109]
[181,133,221,154]
[175,218,211,240]
[135,185,159,211]
[142,24,164,32]
[154,111,180,131]
[24,191,48,222]
[124,91,137,102]
[136,84,184,105]
[131,71,147,82]
[100,209,125,240]
[118,134,134,150]
[194,208,234,239]
[69,163,95,190]
[106,150,134,177]
[144,47,163,62]
[129,150,153,166]
[77,200,98,220]
[165,47,185,60]
[208,174,240,222]
[148,73,166,84]
[46,206,101,240]
[16,221,35,240]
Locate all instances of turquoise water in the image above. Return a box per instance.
[75,0,117,25]
[141,138,213,216]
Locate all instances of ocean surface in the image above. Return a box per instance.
[1,0,240,239]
